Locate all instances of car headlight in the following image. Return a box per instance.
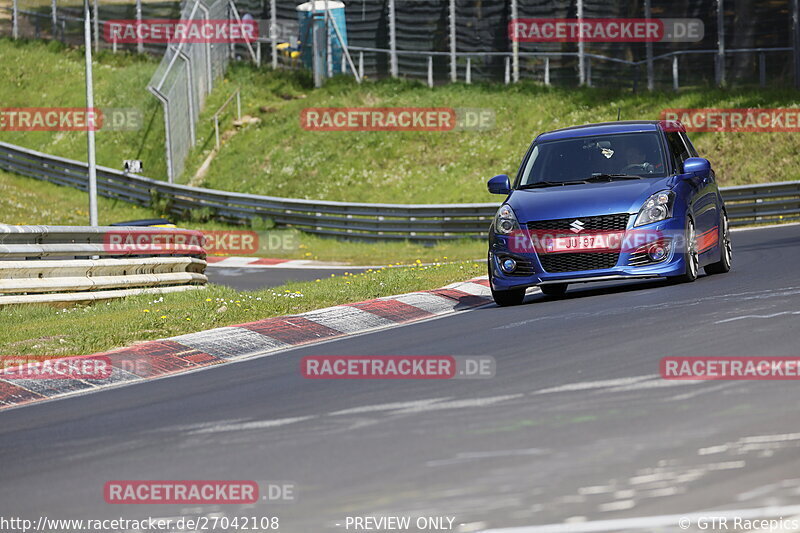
[634,191,675,227]
[493,204,520,235]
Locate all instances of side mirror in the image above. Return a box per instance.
[487,174,511,195]
[683,157,711,179]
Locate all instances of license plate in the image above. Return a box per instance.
[546,232,622,253]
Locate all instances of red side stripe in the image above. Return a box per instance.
[346,299,434,323]
[241,316,342,344]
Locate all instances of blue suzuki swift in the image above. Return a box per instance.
[487,120,732,306]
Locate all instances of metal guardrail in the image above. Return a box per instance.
[0,223,207,305]
[0,141,798,241]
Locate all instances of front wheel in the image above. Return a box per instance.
[491,287,526,307]
[704,213,732,275]
[669,217,699,283]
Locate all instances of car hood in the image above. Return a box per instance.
[507,177,676,223]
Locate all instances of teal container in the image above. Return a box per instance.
[296,1,349,73]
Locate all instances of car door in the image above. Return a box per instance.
[666,131,718,251]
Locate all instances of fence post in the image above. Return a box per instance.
[325,0,333,78]
[759,52,766,87]
[466,57,471,84]
[504,56,510,84]
[93,0,99,53]
[312,22,324,87]
[510,0,519,83]
[645,0,653,90]
[388,0,398,77]
[449,0,457,82]
[716,0,725,87]
[270,0,277,69]
[136,0,143,53]
[544,56,550,85]
[12,0,18,39]
[586,57,591,87]
[577,0,585,85]
[51,0,57,39]
[428,56,434,88]
[358,51,364,79]
[794,0,800,88]
[672,55,679,91]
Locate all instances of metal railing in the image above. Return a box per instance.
[0,141,798,242]
[0,224,207,305]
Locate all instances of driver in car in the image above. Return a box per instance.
[622,145,654,174]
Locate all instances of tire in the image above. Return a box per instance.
[491,287,526,307]
[669,217,699,283]
[704,212,732,275]
[539,283,568,297]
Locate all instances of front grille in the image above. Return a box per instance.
[539,252,619,273]
[526,214,628,273]
[526,213,630,232]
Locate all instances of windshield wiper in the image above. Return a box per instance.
[585,173,643,182]
[518,180,588,189]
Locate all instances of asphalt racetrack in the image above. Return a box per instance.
[1,224,799,533]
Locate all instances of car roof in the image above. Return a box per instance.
[536,120,674,142]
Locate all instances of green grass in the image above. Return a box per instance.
[0,38,169,178]
[0,261,485,355]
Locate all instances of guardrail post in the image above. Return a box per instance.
[672,55,679,91]
[358,51,364,80]
[759,52,766,87]
[427,56,434,88]
[504,56,510,85]
[466,57,471,84]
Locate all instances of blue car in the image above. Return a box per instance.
[487,120,732,306]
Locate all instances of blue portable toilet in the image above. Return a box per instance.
[296,1,348,74]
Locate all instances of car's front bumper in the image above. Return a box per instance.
[489,216,687,292]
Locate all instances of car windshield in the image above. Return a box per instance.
[518,131,668,187]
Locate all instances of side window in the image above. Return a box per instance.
[680,132,699,157]
[666,132,690,172]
